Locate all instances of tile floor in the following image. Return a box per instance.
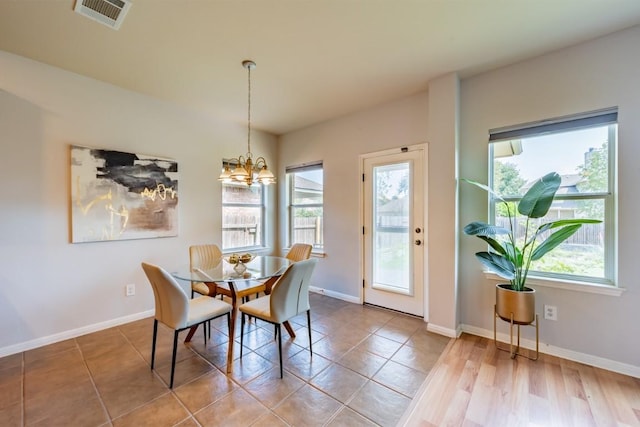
[0,293,451,426]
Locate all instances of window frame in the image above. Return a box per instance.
[286,161,324,254]
[488,109,618,289]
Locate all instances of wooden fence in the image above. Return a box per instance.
[222,214,260,248]
[496,218,603,246]
[293,216,323,249]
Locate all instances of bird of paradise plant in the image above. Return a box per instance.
[463,172,601,291]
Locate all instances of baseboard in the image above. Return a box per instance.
[309,286,360,304]
[461,324,640,379]
[426,322,461,338]
[309,286,466,341]
[0,309,154,358]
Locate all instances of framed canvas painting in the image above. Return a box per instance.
[70,145,179,243]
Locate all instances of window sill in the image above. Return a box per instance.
[282,247,326,258]
[483,272,625,297]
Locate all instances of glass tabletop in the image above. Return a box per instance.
[171,255,291,283]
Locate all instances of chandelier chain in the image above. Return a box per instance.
[247,63,251,157]
[218,59,274,186]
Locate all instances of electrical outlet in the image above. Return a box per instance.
[125,283,136,297]
[544,304,557,321]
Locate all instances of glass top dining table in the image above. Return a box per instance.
[171,255,291,287]
[171,255,292,373]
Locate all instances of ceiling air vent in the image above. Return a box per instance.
[74,0,132,30]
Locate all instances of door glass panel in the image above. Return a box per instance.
[372,162,412,295]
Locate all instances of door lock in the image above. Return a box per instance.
[415,240,422,246]
[415,227,422,233]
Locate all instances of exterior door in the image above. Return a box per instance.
[363,147,425,317]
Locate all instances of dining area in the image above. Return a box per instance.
[2,255,449,426]
[141,244,316,388]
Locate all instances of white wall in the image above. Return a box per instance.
[425,73,459,336]
[277,77,461,335]
[277,93,429,297]
[458,26,640,369]
[0,51,277,354]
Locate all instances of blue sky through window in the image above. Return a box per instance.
[496,126,608,182]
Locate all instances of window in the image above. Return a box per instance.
[286,162,323,252]
[222,182,264,251]
[489,108,617,285]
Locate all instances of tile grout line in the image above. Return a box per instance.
[94,300,430,425]
[115,323,214,424]
[274,327,385,427]
[116,322,197,389]
[73,337,114,426]
[4,297,445,427]
[177,340,244,424]
[117,332,209,424]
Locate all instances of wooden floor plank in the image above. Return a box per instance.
[578,364,618,426]
[595,368,638,425]
[401,334,640,427]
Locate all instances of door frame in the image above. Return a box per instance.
[359,143,429,320]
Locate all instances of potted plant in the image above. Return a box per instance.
[463,171,601,324]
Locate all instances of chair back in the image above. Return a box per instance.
[141,262,190,330]
[190,244,223,270]
[286,243,313,262]
[297,257,316,313]
[269,258,317,323]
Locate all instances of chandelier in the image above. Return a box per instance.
[219,60,275,186]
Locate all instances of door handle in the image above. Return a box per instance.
[415,240,422,246]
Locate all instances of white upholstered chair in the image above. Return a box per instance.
[141,262,232,388]
[263,243,312,295]
[189,244,223,298]
[239,258,317,378]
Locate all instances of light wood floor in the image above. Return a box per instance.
[400,333,640,427]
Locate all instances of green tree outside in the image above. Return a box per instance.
[577,141,608,218]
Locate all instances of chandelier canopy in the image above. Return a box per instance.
[219,60,275,186]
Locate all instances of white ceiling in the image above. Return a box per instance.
[1,0,640,135]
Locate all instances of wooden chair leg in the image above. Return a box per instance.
[240,313,246,358]
[151,319,158,369]
[283,321,296,338]
[170,330,179,388]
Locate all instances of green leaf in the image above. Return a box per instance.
[461,178,505,203]
[531,224,582,260]
[518,172,561,218]
[475,252,515,279]
[463,221,510,237]
[476,235,508,255]
[539,218,602,231]
[503,242,522,266]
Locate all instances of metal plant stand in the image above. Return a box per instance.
[494,305,539,360]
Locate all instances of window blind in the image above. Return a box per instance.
[286,161,323,173]
[489,108,618,143]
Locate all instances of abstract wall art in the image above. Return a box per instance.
[70,145,179,243]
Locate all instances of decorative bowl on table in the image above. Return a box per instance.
[225,253,254,264]
[225,253,254,273]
